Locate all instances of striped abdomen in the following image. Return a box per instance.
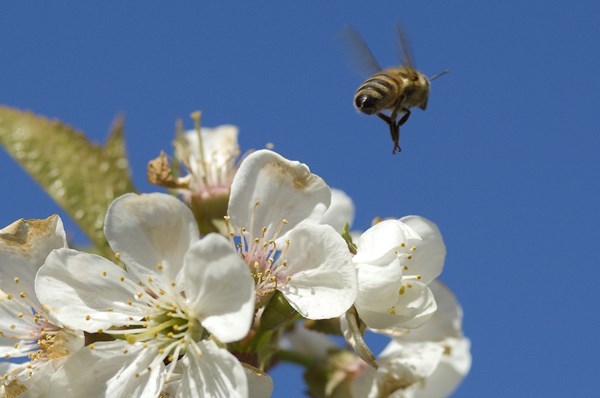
[354,72,403,115]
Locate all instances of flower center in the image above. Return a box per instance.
[224,203,294,304]
[0,288,77,385]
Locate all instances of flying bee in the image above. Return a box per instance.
[346,24,448,154]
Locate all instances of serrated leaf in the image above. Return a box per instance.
[0,106,136,257]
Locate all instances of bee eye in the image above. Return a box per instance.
[355,95,377,114]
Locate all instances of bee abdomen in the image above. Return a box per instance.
[354,73,401,114]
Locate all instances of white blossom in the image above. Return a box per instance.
[225,149,357,319]
[350,281,471,398]
[35,193,259,397]
[0,216,83,396]
[352,216,446,330]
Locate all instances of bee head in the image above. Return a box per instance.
[354,94,378,115]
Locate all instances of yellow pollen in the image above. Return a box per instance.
[13,277,20,284]
[127,300,133,305]
[19,292,27,298]
[168,355,175,362]
[10,324,16,329]
[6,294,13,300]
[388,307,397,314]
[97,329,104,334]
[89,344,95,350]
[403,265,409,270]
[156,263,164,270]
[401,243,406,247]
[407,255,413,260]
[102,271,107,277]
[407,283,413,288]
[416,275,422,280]
[159,289,166,295]
[411,246,417,251]
[137,293,143,299]
[115,252,121,260]
[147,277,153,283]
[399,285,406,295]
[17,312,23,318]
[120,276,125,282]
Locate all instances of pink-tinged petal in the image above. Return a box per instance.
[357,282,436,329]
[179,340,248,398]
[355,256,403,311]
[48,341,164,398]
[183,234,254,343]
[104,193,198,283]
[279,224,357,319]
[228,150,331,240]
[399,216,446,284]
[35,249,146,332]
[0,215,67,299]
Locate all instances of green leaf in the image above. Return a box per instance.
[0,106,136,257]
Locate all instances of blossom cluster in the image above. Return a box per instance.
[0,119,470,397]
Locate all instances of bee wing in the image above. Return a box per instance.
[342,25,383,76]
[394,23,418,79]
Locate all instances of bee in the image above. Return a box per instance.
[346,24,448,154]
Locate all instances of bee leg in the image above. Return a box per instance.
[397,109,411,126]
[376,112,392,125]
[376,112,400,153]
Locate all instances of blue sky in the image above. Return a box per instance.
[1,1,599,396]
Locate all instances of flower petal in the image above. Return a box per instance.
[48,341,165,398]
[35,249,146,331]
[279,224,357,319]
[242,363,273,398]
[183,234,254,343]
[0,215,67,299]
[378,340,445,387]
[399,216,446,284]
[355,256,403,311]
[353,220,417,265]
[228,150,331,240]
[319,188,355,231]
[413,337,471,398]
[357,282,436,329]
[398,281,464,342]
[178,340,248,398]
[104,193,198,283]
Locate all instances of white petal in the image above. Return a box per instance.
[242,364,273,398]
[353,220,416,265]
[178,340,248,398]
[398,281,464,342]
[413,337,471,398]
[183,234,254,343]
[399,216,445,284]
[357,283,436,329]
[178,126,240,175]
[104,193,198,283]
[377,340,445,387]
[48,341,165,398]
[228,150,331,239]
[278,224,357,319]
[35,249,146,331]
[0,215,67,299]
[319,188,355,231]
[355,256,403,311]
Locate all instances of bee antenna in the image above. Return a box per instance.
[429,69,450,81]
